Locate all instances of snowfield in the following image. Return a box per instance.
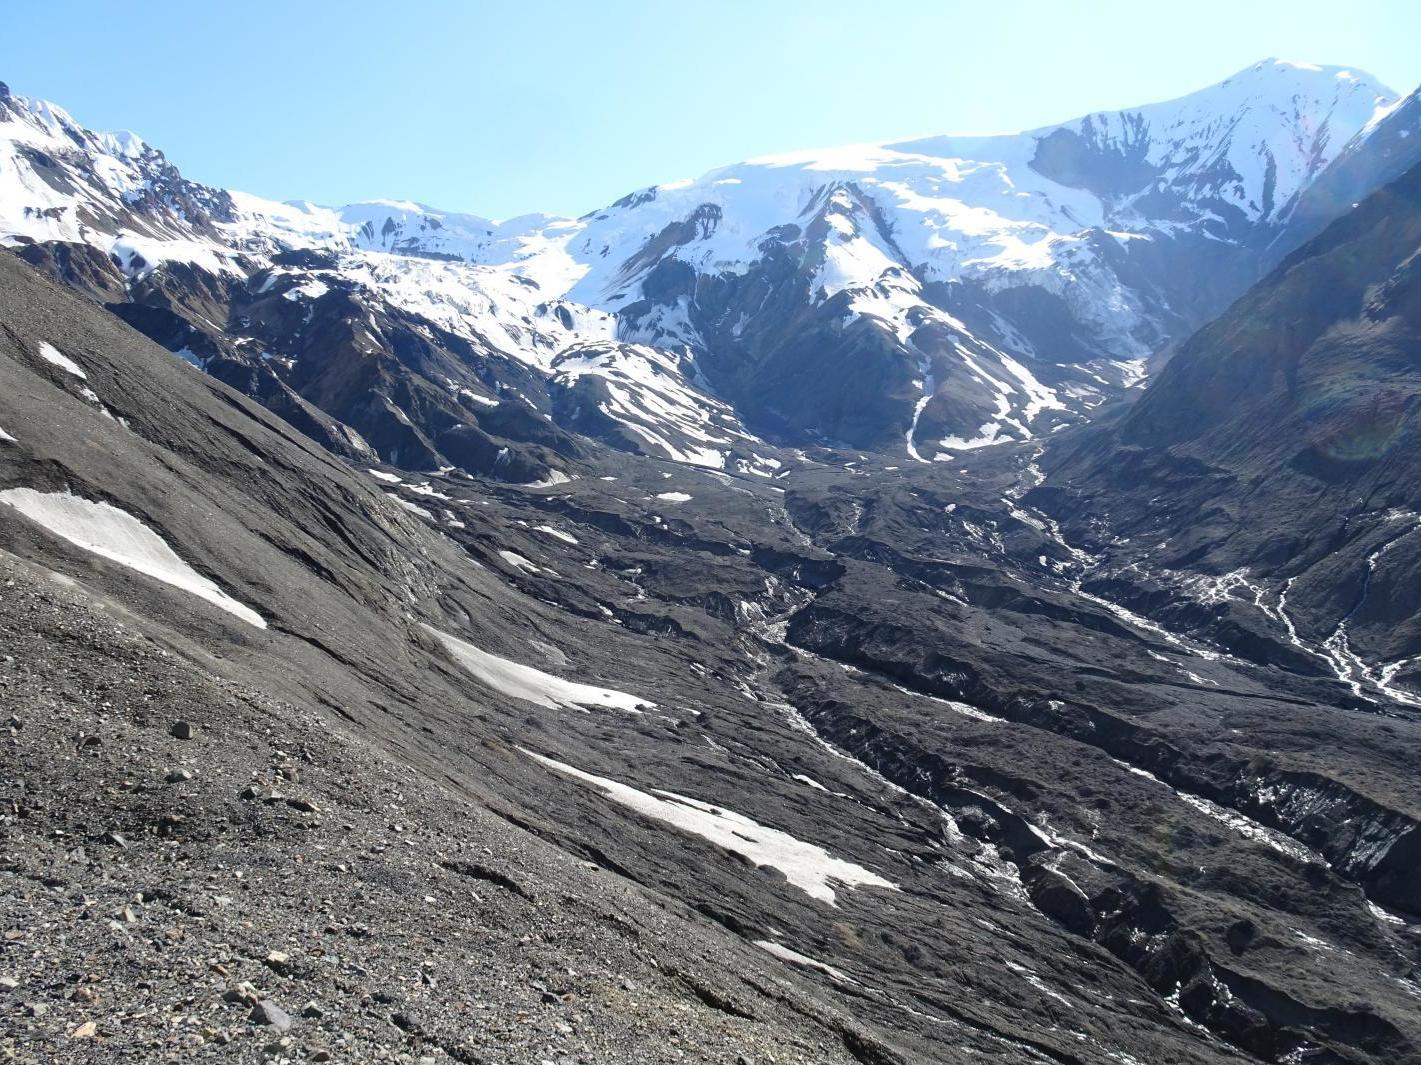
[521,749,899,905]
[0,488,266,628]
[425,626,651,713]
[551,343,766,469]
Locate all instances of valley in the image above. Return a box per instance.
[2,57,1420,1064]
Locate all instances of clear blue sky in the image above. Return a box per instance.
[5,0,1419,220]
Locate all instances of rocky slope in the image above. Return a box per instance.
[4,59,1421,1065]
[1039,157,1421,708]
[4,228,1421,1064]
[0,252,896,1064]
[0,551,871,1065]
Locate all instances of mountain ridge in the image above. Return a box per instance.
[2,59,1413,475]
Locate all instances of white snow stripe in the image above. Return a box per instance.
[426,626,650,714]
[38,342,87,379]
[0,489,265,629]
[521,748,897,905]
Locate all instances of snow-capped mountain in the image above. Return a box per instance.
[0,61,1409,474]
[1272,80,1421,258]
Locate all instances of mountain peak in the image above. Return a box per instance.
[1222,56,1394,95]
[2,61,1417,460]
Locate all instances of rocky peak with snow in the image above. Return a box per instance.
[1013,59,1392,227]
[0,61,1415,469]
[1,88,244,283]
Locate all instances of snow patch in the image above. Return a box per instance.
[390,495,435,520]
[0,489,265,628]
[522,749,897,905]
[754,941,854,982]
[38,342,87,379]
[524,470,573,488]
[427,626,650,714]
[497,549,544,574]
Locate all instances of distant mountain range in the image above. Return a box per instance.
[3,60,1418,481]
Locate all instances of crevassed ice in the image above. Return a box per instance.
[523,748,898,905]
[425,625,649,714]
[0,488,266,628]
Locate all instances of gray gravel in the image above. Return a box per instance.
[0,551,868,1064]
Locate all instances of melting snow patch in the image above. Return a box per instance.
[458,388,500,407]
[281,278,329,302]
[525,470,573,488]
[1006,961,1074,1007]
[1172,790,1316,862]
[390,495,435,520]
[1294,930,1337,952]
[754,941,854,982]
[0,489,265,628]
[497,549,544,574]
[38,342,87,379]
[521,749,897,905]
[427,626,650,713]
[367,469,402,483]
[534,525,579,545]
[1368,901,1412,927]
[655,491,692,503]
[0,427,15,443]
[1111,758,1320,864]
[938,423,1003,451]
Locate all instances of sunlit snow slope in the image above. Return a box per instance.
[0,62,1406,464]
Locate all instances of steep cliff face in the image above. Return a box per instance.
[1271,83,1421,262]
